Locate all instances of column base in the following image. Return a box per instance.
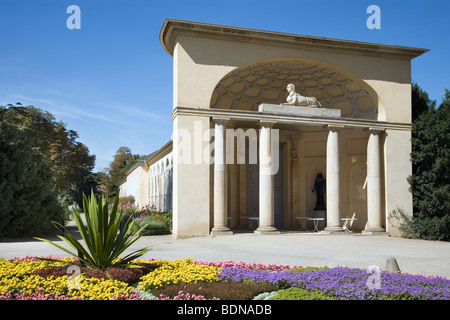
[211,226,233,236]
[362,227,386,235]
[319,230,347,235]
[324,226,345,233]
[254,226,280,235]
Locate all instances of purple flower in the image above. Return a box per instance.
[218,266,450,300]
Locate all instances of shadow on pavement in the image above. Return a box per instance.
[0,220,84,243]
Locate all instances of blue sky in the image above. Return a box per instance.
[1,0,448,171]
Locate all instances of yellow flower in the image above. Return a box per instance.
[0,257,221,299]
[138,257,221,291]
[70,276,132,300]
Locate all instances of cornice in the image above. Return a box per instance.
[144,140,173,168]
[160,19,429,60]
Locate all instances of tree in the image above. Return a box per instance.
[72,171,107,205]
[103,147,142,199]
[411,82,436,122]
[408,88,450,241]
[0,111,63,237]
[0,104,96,203]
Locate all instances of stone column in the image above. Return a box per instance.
[255,121,280,235]
[211,118,232,235]
[324,125,344,232]
[365,128,385,233]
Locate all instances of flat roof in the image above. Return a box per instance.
[160,19,429,60]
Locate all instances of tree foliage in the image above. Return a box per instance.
[0,110,63,237]
[0,104,96,204]
[0,103,97,236]
[408,87,450,241]
[102,147,142,199]
[411,81,436,122]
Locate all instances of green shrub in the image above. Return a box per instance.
[389,208,450,241]
[134,205,173,230]
[162,212,172,229]
[389,208,419,239]
[290,266,330,272]
[132,219,171,235]
[269,287,337,300]
[0,118,63,237]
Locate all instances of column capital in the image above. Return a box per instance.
[259,120,277,127]
[366,127,385,134]
[212,116,230,124]
[325,124,345,131]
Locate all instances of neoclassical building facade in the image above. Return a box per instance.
[119,19,428,239]
[119,140,173,212]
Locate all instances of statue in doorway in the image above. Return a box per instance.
[284,83,322,108]
[312,173,326,210]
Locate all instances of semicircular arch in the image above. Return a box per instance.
[210,58,381,119]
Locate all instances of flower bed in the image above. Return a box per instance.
[218,266,450,300]
[1,256,449,300]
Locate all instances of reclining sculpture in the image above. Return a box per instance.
[284,83,322,108]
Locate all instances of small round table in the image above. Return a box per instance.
[307,217,324,232]
[294,217,308,230]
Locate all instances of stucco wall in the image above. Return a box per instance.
[119,165,148,208]
[163,20,425,238]
[173,34,412,124]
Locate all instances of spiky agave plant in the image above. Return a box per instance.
[36,191,158,269]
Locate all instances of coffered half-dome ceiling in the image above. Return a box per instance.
[210,59,377,119]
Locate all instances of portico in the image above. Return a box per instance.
[158,19,429,239]
[174,101,399,235]
[117,19,428,239]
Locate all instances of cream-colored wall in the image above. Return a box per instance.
[172,114,211,238]
[173,35,412,123]
[383,129,413,235]
[173,38,235,109]
[139,167,149,208]
[341,129,371,231]
[118,181,127,198]
[119,166,148,208]
[120,146,173,213]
